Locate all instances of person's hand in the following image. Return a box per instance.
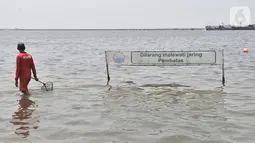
[15,80,18,87]
[34,76,39,81]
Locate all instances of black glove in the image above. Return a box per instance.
[15,80,18,87]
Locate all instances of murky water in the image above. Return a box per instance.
[0,30,255,143]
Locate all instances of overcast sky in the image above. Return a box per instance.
[0,0,254,29]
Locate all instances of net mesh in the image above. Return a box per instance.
[41,82,53,91]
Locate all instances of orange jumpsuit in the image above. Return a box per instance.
[15,53,37,93]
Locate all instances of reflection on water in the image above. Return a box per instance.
[141,83,191,88]
[10,95,40,138]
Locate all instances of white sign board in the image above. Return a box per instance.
[104,49,225,86]
[105,50,223,66]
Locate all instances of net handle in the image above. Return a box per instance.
[31,77,53,91]
[31,77,46,85]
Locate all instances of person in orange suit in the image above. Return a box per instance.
[15,43,39,95]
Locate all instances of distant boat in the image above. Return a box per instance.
[205,24,255,30]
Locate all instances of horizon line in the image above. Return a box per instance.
[0,28,205,31]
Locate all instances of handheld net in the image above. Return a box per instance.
[41,82,54,91]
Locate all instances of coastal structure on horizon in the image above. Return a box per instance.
[205,23,255,30]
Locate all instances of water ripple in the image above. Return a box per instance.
[0,30,255,143]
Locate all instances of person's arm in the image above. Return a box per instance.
[31,56,38,79]
[15,56,21,81]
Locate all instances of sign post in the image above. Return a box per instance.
[105,49,225,86]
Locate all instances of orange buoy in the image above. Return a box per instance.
[243,48,248,53]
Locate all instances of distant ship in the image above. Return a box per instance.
[205,24,255,30]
